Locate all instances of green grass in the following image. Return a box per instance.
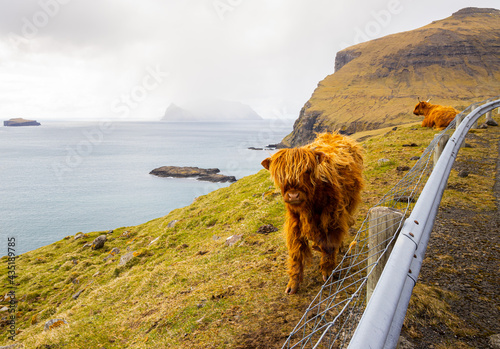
[1,117,498,348]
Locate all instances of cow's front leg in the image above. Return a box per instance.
[285,214,311,294]
[317,228,344,282]
[319,246,338,281]
[286,236,310,294]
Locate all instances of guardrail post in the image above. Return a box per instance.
[471,105,478,129]
[367,207,404,303]
[455,113,465,147]
[485,111,497,126]
[485,111,492,121]
[432,134,450,169]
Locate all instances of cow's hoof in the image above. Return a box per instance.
[322,272,339,282]
[285,280,299,295]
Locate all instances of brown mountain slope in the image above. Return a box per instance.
[281,7,500,147]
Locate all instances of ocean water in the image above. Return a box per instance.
[0,119,293,255]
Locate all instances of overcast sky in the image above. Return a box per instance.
[0,0,498,120]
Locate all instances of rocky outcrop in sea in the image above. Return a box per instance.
[4,118,41,126]
[149,166,237,183]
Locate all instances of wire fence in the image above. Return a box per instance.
[281,96,500,349]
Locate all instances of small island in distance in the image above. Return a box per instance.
[162,99,262,122]
[4,118,41,126]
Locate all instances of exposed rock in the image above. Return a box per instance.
[248,147,263,150]
[490,334,500,349]
[403,143,418,147]
[378,158,391,166]
[0,344,22,349]
[0,306,8,312]
[74,233,84,240]
[119,251,135,266]
[104,247,120,261]
[167,220,179,228]
[410,156,420,160]
[225,235,242,246]
[44,318,68,331]
[486,119,498,126]
[4,118,40,126]
[394,195,416,203]
[150,166,236,183]
[151,166,219,178]
[148,237,160,246]
[197,174,236,183]
[458,170,469,178]
[91,235,107,250]
[106,230,114,234]
[334,49,362,72]
[397,336,415,349]
[256,224,278,235]
[397,166,411,172]
[72,289,85,300]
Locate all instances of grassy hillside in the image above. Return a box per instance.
[1,112,499,348]
[281,7,500,147]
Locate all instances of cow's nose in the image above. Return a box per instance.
[288,192,299,200]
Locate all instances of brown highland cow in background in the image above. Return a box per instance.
[261,133,364,294]
[413,99,459,130]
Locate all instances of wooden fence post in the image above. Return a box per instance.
[433,134,450,169]
[367,207,404,303]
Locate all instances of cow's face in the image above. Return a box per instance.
[262,148,325,206]
[413,101,429,116]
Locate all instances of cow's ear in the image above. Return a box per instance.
[315,151,326,164]
[261,158,271,170]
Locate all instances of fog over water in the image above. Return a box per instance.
[0,0,497,121]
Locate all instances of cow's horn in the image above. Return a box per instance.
[426,98,431,103]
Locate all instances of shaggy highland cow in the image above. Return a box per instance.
[413,99,459,130]
[261,132,364,294]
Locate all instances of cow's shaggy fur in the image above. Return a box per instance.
[413,101,459,130]
[262,132,364,294]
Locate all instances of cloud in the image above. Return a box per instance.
[0,0,498,120]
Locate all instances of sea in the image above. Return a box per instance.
[0,119,293,255]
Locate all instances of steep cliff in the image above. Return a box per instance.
[281,7,500,147]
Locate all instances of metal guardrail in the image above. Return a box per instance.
[347,98,500,348]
